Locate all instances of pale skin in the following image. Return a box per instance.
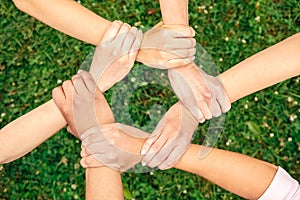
[1,33,299,199]
[6,0,300,198]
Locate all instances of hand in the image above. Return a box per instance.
[137,22,196,69]
[168,63,231,122]
[141,102,198,170]
[52,70,114,136]
[89,20,143,92]
[80,123,149,172]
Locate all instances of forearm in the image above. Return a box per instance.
[0,100,66,163]
[13,0,111,45]
[159,0,189,25]
[174,145,277,200]
[109,131,275,199]
[86,167,123,200]
[219,33,300,103]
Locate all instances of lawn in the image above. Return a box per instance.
[0,0,299,199]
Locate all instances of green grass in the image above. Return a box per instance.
[0,0,299,199]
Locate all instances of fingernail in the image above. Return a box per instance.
[192,106,202,120]
[192,56,195,61]
[77,69,84,74]
[141,149,146,155]
[141,162,146,166]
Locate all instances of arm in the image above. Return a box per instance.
[13,0,111,45]
[82,33,300,199]
[0,100,66,163]
[159,0,188,25]
[219,32,300,103]
[86,168,123,200]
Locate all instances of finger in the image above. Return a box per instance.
[82,133,107,147]
[197,102,212,120]
[62,80,76,100]
[209,98,222,117]
[67,125,79,138]
[112,23,131,54]
[121,27,138,54]
[131,29,143,52]
[158,144,188,170]
[216,88,231,113]
[167,57,195,68]
[161,25,195,37]
[72,75,90,96]
[77,70,98,93]
[100,20,123,45]
[147,142,174,168]
[80,146,89,157]
[164,38,196,49]
[169,48,196,59]
[80,156,103,168]
[52,86,66,108]
[141,117,166,155]
[140,127,164,156]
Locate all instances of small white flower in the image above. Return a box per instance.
[289,114,297,122]
[254,16,261,22]
[57,79,62,84]
[269,133,274,138]
[244,104,248,109]
[1,113,6,117]
[226,139,232,146]
[241,39,247,44]
[150,171,154,175]
[287,97,293,103]
[219,58,223,62]
[130,77,136,82]
[274,91,278,95]
[254,97,258,101]
[204,9,208,14]
[183,190,187,194]
[225,37,229,41]
[71,184,77,190]
[209,5,213,10]
[288,137,292,142]
[194,25,199,29]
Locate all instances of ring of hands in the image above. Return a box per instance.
[52,20,231,171]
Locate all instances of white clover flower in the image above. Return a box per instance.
[225,37,229,41]
[255,16,261,22]
[71,184,77,190]
[287,97,293,102]
[57,79,62,84]
[130,77,136,82]
[274,91,278,95]
[254,97,258,101]
[219,58,223,62]
[241,39,247,44]
[244,104,248,109]
[269,133,274,138]
[288,137,293,142]
[183,190,187,194]
[226,139,232,146]
[1,113,6,117]
[289,114,297,122]
[204,9,208,14]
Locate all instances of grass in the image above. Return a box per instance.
[0,0,299,199]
